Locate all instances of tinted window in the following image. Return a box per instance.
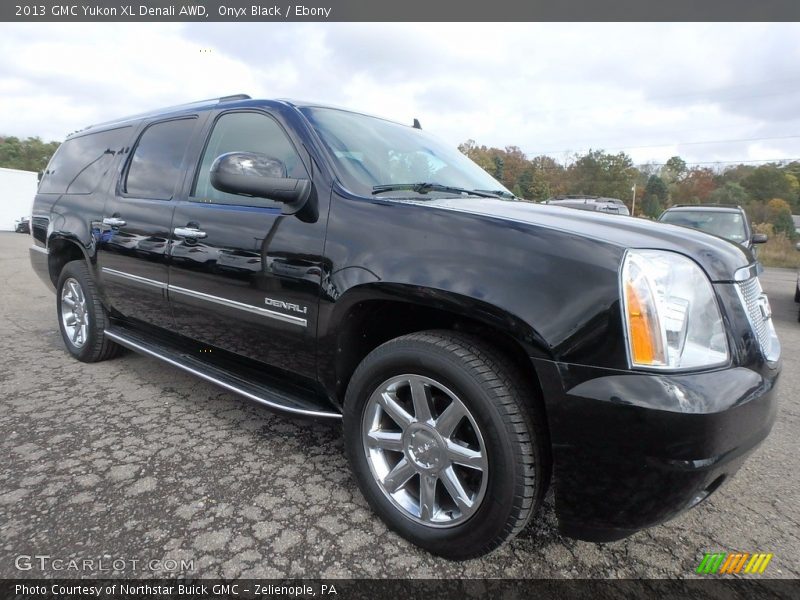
[125,118,195,199]
[192,111,306,206]
[39,127,130,194]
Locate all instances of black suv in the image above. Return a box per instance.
[29,96,780,558]
[658,204,767,251]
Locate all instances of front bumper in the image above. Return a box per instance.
[533,358,779,542]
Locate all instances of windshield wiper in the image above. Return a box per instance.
[474,189,517,199]
[372,183,504,199]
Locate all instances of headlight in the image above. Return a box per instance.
[621,250,729,370]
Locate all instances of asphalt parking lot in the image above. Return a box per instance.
[1,231,798,579]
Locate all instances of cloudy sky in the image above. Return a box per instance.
[1,22,799,167]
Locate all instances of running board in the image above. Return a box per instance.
[104,326,341,420]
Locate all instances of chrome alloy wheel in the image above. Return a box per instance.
[60,277,89,348]
[362,374,488,528]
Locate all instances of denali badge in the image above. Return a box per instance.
[264,297,308,314]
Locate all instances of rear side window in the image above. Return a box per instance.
[39,127,130,194]
[125,118,196,200]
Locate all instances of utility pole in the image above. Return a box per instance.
[631,185,636,217]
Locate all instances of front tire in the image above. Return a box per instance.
[56,260,121,362]
[343,330,547,559]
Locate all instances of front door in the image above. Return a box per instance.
[97,117,201,330]
[168,109,325,380]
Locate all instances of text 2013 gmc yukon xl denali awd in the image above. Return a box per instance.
[29,95,780,558]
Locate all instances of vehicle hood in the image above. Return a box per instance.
[421,197,752,282]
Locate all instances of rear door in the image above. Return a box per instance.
[167,109,325,380]
[97,116,202,330]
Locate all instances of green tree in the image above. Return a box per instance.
[0,136,60,172]
[708,181,750,206]
[640,175,668,218]
[567,149,637,204]
[742,165,796,207]
[766,198,795,238]
[719,163,756,185]
[661,156,687,183]
[531,155,567,198]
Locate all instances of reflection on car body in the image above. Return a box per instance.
[217,249,262,273]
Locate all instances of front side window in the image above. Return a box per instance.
[125,118,196,200]
[192,111,306,207]
[300,107,511,199]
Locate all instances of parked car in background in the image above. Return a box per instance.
[14,216,30,233]
[658,204,767,251]
[544,195,630,215]
[795,241,800,304]
[795,270,799,304]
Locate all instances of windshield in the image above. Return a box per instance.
[660,210,747,243]
[301,107,512,198]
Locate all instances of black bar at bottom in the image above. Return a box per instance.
[1,578,798,600]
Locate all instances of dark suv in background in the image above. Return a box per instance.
[658,204,767,251]
[28,95,780,558]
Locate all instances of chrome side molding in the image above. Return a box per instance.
[102,267,167,289]
[169,285,307,327]
[100,267,306,327]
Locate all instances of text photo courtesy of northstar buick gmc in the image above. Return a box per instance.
[28,95,781,558]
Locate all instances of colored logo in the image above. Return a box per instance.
[696,552,773,574]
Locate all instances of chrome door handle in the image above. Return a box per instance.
[174,227,207,239]
[103,217,126,227]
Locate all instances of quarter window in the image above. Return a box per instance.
[192,111,306,206]
[39,127,130,195]
[125,118,196,200]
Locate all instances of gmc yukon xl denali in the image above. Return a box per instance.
[29,95,780,558]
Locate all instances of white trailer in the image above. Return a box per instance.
[0,167,38,231]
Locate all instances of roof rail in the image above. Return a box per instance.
[669,203,743,209]
[83,94,252,131]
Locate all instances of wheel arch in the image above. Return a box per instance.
[47,234,92,288]
[322,283,553,423]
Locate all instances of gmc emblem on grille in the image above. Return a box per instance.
[757,295,772,320]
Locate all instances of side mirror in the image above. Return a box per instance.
[210,152,311,214]
[751,233,768,245]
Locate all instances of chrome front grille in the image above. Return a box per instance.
[735,276,770,354]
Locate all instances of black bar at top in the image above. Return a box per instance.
[2,0,800,22]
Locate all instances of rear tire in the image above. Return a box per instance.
[56,260,121,363]
[343,330,548,559]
